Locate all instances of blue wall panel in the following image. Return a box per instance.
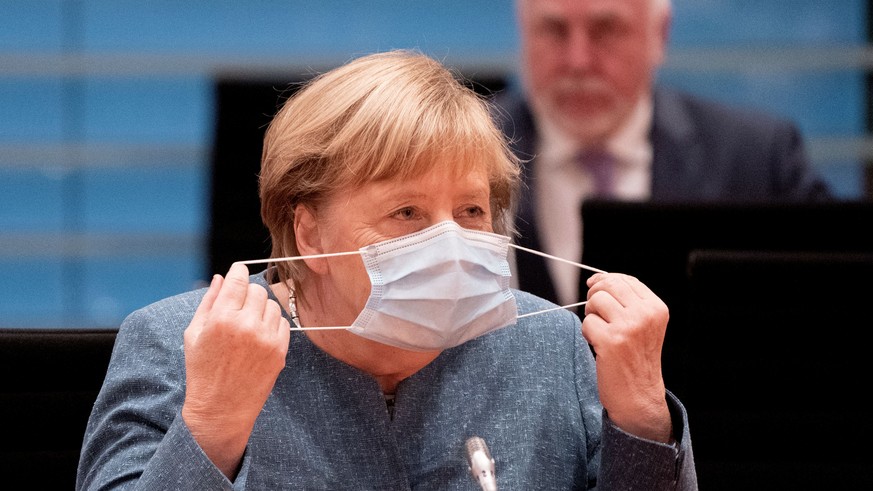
[80,1,517,58]
[82,78,213,143]
[0,79,67,141]
[81,165,207,233]
[0,1,65,50]
[0,0,867,328]
[80,255,207,328]
[0,168,66,231]
[0,259,65,327]
[670,0,865,46]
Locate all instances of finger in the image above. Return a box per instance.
[214,262,251,310]
[587,273,640,308]
[262,299,285,335]
[586,273,616,302]
[586,272,606,289]
[199,274,224,314]
[584,288,623,323]
[185,274,223,342]
[243,283,269,320]
[262,295,281,325]
[580,311,610,349]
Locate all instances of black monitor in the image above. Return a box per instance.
[579,199,873,488]
[579,199,873,397]
[684,249,873,489]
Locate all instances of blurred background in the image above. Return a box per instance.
[1,0,869,329]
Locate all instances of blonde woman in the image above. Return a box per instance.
[78,50,697,490]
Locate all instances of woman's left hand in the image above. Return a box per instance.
[581,272,673,443]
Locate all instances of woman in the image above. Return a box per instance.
[78,50,697,489]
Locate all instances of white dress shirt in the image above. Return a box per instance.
[526,96,654,306]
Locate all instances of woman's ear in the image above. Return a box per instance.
[293,204,329,274]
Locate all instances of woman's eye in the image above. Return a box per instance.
[462,206,485,217]
[393,207,417,220]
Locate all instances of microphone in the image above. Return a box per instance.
[465,436,497,491]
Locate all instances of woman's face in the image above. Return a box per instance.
[313,163,494,319]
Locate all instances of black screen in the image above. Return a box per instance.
[580,199,873,488]
[685,249,873,488]
[580,199,873,396]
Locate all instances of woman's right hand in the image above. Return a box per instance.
[181,262,290,479]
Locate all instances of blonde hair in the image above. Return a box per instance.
[259,49,520,289]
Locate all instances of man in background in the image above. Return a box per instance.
[492,0,833,306]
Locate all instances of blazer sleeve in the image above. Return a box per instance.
[76,294,249,490]
[572,320,699,489]
[598,391,698,489]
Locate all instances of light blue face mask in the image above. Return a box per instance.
[240,220,604,352]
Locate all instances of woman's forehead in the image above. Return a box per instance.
[329,163,486,202]
[373,162,491,190]
[346,147,494,183]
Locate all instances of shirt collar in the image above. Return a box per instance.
[533,92,653,170]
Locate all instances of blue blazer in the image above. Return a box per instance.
[491,85,834,302]
[77,272,698,489]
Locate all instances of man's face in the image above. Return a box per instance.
[518,0,669,144]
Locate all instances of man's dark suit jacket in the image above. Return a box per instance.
[491,85,834,303]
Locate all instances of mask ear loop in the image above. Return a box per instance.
[508,244,607,318]
[237,252,363,331]
[237,244,607,326]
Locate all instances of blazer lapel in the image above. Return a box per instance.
[650,87,706,201]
